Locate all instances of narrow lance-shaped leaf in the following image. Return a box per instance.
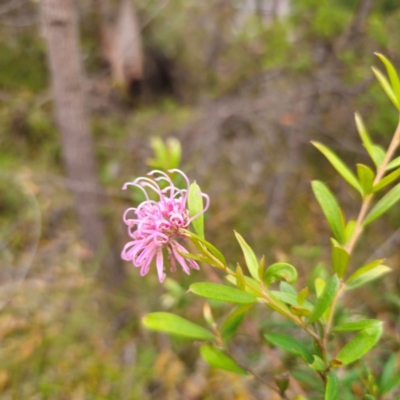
[166,137,181,169]
[331,239,350,278]
[270,291,314,311]
[188,182,205,239]
[264,333,314,363]
[142,312,215,340]
[308,274,340,323]
[373,167,400,192]
[386,156,400,171]
[380,354,400,395]
[200,345,247,375]
[226,275,261,297]
[372,145,386,167]
[236,264,246,291]
[297,287,309,306]
[333,319,381,332]
[375,53,400,104]
[372,67,400,110]
[325,372,340,400]
[335,323,383,365]
[311,181,345,244]
[221,304,253,342]
[345,220,356,244]
[264,262,298,286]
[364,182,400,226]
[346,265,391,290]
[346,259,385,282]
[312,142,363,194]
[355,113,379,167]
[190,282,257,304]
[357,164,374,195]
[186,230,226,265]
[234,231,260,281]
[309,355,326,371]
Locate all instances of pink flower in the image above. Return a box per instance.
[121,169,210,282]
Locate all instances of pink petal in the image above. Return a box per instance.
[156,249,166,283]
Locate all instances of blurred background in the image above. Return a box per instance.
[0,0,400,398]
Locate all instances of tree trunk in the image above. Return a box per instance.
[41,0,124,284]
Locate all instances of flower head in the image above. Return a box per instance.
[121,169,209,282]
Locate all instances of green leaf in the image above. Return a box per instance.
[336,323,383,365]
[309,355,326,371]
[265,262,298,286]
[188,182,205,239]
[375,53,400,104]
[357,164,374,195]
[308,275,339,323]
[345,220,357,244]
[279,281,297,295]
[264,333,314,363]
[200,345,247,375]
[149,137,168,169]
[270,291,314,311]
[297,287,309,306]
[333,319,381,332]
[355,113,378,167]
[373,167,400,192]
[346,265,391,290]
[314,278,326,298]
[186,230,226,265]
[234,231,260,281]
[372,66,400,110]
[371,145,386,167]
[386,156,400,171]
[364,182,400,226]
[346,259,385,282]
[221,304,253,342]
[166,137,181,169]
[226,275,261,297]
[312,142,363,194]
[380,354,398,395]
[331,239,350,278]
[142,312,215,340]
[190,282,257,304]
[311,181,345,244]
[325,371,340,400]
[236,264,246,291]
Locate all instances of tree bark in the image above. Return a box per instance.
[41,0,124,284]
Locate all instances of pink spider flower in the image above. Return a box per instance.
[121,169,210,283]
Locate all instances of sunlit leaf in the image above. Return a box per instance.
[346,265,391,290]
[308,275,339,323]
[364,182,400,225]
[331,239,349,278]
[312,181,345,244]
[371,66,400,110]
[375,53,400,104]
[386,156,400,171]
[221,304,253,342]
[265,262,298,286]
[357,164,374,195]
[312,142,363,194]
[234,231,260,281]
[346,259,385,282]
[297,287,309,306]
[142,312,215,340]
[355,113,378,167]
[166,137,181,169]
[336,323,383,365]
[270,291,313,310]
[371,145,386,167]
[188,182,205,239]
[345,220,356,244]
[190,282,257,304]
[200,345,247,375]
[264,333,313,363]
[226,275,261,297]
[373,167,400,192]
[236,264,246,291]
[186,230,226,265]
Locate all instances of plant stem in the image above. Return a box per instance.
[322,116,400,366]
